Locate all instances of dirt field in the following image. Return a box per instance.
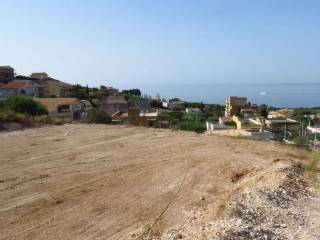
[0,124,317,239]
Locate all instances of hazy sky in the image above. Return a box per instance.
[1,0,320,88]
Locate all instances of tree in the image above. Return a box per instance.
[199,102,205,112]
[121,89,142,96]
[129,89,141,96]
[86,85,89,95]
[86,108,111,124]
[259,104,268,118]
[150,99,163,108]
[71,89,89,100]
[168,111,184,121]
[0,96,48,116]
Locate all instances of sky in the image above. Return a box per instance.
[1,0,320,89]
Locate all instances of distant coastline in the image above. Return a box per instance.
[114,83,320,108]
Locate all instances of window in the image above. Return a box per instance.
[58,104,70,113]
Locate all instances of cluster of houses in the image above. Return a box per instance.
[207,96,302,140]
[207,96,320,146]
[0,65,159,126]
[161,99,203,113]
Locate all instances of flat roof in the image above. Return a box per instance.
[35,98,79,111]
[265,118,298,124]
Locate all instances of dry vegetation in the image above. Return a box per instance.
[0,124,319,240]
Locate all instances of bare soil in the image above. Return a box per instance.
[0,124,318,240]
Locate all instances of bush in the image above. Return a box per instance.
[168,111,184,121]
[70,89,89,100]
[188,122,206,133]
[0,96,48,116]
[86,108,111,124]
[180,121,206,133]
[207,116,219,123]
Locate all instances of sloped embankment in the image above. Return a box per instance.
[162,161,320,240]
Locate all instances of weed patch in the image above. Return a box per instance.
[304,150,320,182]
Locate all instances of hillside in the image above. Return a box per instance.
[0,125,319,239]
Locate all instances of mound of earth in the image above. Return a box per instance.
[158,161,320,240]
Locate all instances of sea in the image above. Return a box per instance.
[121,83,320,108]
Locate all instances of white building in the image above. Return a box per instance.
[162,100,185,110]
[186,107,201,113]
[307,126,320,134]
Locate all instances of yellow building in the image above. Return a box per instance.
[225,96,247,116]
[35,98,82,119]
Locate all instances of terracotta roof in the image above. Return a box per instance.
[0,81,30,89]
[35,98,79,112]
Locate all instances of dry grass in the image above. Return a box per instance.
[304,150,320,183]
[0,111,30,122]
[33,115,72,125]
[136,219,167,240]
[286,149,311,162]
[0,110,72,125]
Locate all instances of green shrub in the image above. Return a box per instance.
[207,116,219,123]
[0,96,48,116]
[180,121,206,133]
[86,108,111,124]
[70,89,89,100]
[168,111,184,121]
